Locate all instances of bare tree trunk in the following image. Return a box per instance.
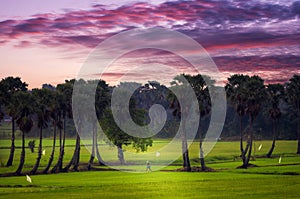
[117,144,125,165]
[267,119,276,158]
[43,120,57,173]
[31,126,43,174]
[16,131,25,175]
[6,117,15,167]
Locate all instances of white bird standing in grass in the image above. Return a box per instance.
[279,156,282,164]
[258,144,262,151]
[156,151,160,157]
[26,175,32,183]
[42,149,46,156]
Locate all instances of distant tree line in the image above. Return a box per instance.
[0,73,300,174]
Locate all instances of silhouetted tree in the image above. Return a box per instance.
[286,74,300,154]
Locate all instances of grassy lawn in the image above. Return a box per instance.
[0,170,299,198]
[0,139,299,198]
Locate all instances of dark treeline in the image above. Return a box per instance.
[0,73,300,174]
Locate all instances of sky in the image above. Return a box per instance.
[0,0,299,88]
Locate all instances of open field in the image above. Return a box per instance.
[0,169,299,198]
[0,139,299,198]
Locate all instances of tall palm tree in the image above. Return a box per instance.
[44,91,60,173]
[225,74,250,159]
[266,84,284,158]
[15,91,34,175]
[30,88,52,174]
[168,75,193,171]
[87,80,109,170]
[286,74,300,154]
[0,77,28,167]
[52,80,74,173]
[0,82,5,122]
[241,75,266,168]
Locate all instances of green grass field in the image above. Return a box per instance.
[0,139,299,198]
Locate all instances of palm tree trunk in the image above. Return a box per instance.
[242,116,254,168]
[31,126,43,174]
[117,143,125,165]
[94,123,105,166]
[297,106,300,154]
[16,131,25,175]
[199,141,206,171]
[51,116,65,173]
[87,128,95,170]
[6,117,15,167]
[267,119,276,158]
[72,133,81,171]
[43,120,57,173]
[87,124,97,170]
[60,117,66,171]
[64,132,80,171]
[239,116,244,157]
[182,121,191,171]
[199,124,206,171]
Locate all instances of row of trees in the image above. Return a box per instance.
[0,73,300,174]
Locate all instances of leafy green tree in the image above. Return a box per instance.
[266,84,284,158]
[100,109,152,164]
[15,91,34,175]
[100,83,152,165]
[286,74,300,154]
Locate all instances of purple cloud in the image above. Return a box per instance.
[0,0,299,85]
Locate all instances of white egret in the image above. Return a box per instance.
[26,175,32,183]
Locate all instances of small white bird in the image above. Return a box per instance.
[156,151,160,157]
[26,175,32,183]
[42,149,46,156]
[258,144,262,151]
[279,156,282,164]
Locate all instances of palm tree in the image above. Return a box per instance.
[184,74,214,171]
[0,82,5,122]
[44,91,60,173]
[241,75,266,168]
[52,80,74,173]
[225,74,250,159]
[168,75,193,171]
[15,91,34,175]
[87,80,109,170]
[0,77,28,167]
[30,88,52,174]
[286,74,300,154]
[266,84,284,158]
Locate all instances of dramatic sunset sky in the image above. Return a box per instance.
[0,0,299,88]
